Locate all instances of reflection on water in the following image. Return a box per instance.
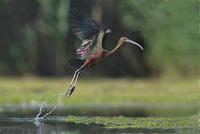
[0,103,199,117]
[0,117,178,134]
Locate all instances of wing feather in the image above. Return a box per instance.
[70,9,100,41]
[70,9,109,61]
[76,35,97,59]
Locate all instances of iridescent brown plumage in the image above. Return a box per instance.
[65,9,143,97]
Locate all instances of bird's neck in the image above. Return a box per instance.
[97,30,105,47]
[104,39,124,58]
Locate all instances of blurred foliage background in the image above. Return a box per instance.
[0,0,199,77]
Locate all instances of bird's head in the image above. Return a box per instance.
[121,37,143,50]
[105,28,112,34]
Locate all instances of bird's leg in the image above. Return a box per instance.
[66,59,90,97]
[67,67,87,97]
[67,71,81,97]
[65,68,81,97]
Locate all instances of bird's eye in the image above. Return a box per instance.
[105,28,111,34]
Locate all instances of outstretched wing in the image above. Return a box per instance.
[70,9,100,41]
[70,9,103,59]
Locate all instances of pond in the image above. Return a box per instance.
[0,116,198,134]
[0,103,199,134]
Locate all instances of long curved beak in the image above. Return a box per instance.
[126,39,143,50]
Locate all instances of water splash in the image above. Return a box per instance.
[33,89,68,126]
[34,101,57,126]
[34,79,73,126]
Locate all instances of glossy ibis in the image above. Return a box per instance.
[65,9,143,97]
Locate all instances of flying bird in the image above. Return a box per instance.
[65,9,143,97]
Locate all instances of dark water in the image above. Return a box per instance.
[0,117,177,134]
[0,103,199,134]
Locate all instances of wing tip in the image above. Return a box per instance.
[69,8,101,40]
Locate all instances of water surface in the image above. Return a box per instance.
[0,115,199,134]
[0,103,199,134]
[0,117,179,134]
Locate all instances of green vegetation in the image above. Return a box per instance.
[0,0,199,76]
[62,115,199,129]
[118,0,200,75]
[0,76,199,104]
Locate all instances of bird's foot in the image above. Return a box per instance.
[65,85,72,97]
[67,86,75,98]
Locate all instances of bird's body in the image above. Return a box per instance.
[65,9,143,97]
